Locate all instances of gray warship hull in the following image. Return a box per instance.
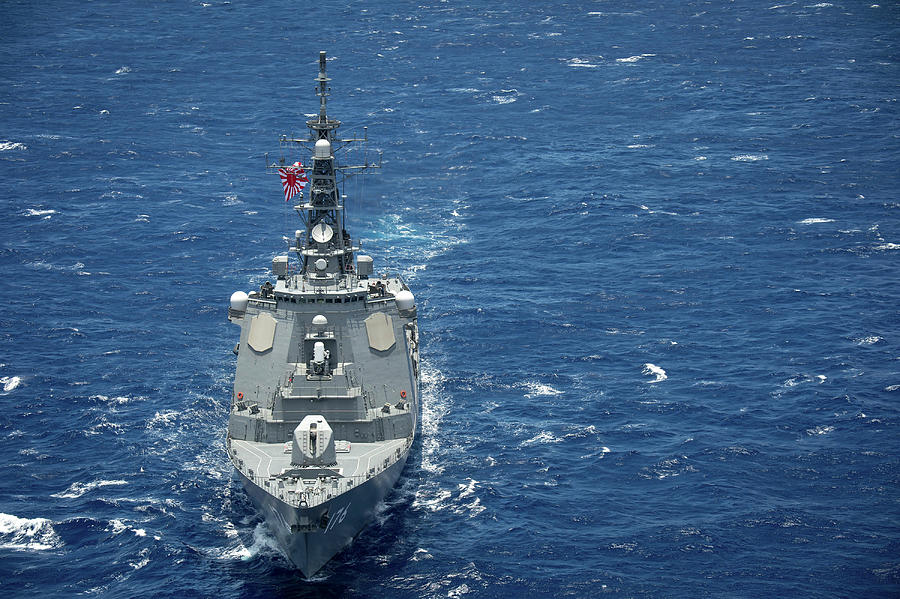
[225,51,419,577]
[235,452,408,576]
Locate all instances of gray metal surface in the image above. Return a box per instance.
[226,51,419,577]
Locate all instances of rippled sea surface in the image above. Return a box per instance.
[2,1,898,597]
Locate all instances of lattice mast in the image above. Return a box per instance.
[268,51,379,279]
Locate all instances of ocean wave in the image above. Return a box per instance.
[519,381,564,398]
[781,374,827,387]
[24,208,56,217]
[642,363,668,383]
[26,260,90,275]
[616,53,656,63]
[1,376,21,392]
[731,153,769,161]
[51,479,128,499]
[107,518,161,540]
[91,394,142,405]
[413,485,454,513]
[0,513,62,551]
[640,456,697,480]
[567,57,601,68]
[806,425,835,436]
[410,547,434,561]
[0,140,27,151]
[413,479,486,518]
[797,217,835,224]
[147,410,179,428]
[521,431,563,446]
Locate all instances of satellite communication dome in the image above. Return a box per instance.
[230,291,249,311]
[395,290,415,311]
[315,138,332,159]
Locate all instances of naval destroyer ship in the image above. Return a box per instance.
[226,52,419,577]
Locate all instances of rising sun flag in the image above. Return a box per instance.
[278,161,308,202]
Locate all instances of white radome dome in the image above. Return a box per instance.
[395,290,415,311]
[230,291,249,311]
[315,138,332,159]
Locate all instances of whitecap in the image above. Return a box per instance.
[0,513,62,551]
[412,485,454,513]
[27,260,86,273]
[616,53,656,63]
[458,478,478,499]
[130,548,151,570]
[491,95,517,104]
[24,208,56,217]
[521,431,562,446]
[448,584,471,598]
[107,519,128,535]
[874,242,900,250]
[91,394,137,405]
[1,376,21,392]
[797,217,835,224]
[642,363,667,383]
[410,547,433,561]
[731,154,769,161]
[51,479,128,499]
[0,141,27,151]
[147,410,179,428]
[520,381,563,398]
[114,66,131,75]
[806,425,834,436]
[567,57,600,68]
[854,335,882,345]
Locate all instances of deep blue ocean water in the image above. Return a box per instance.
[1,1,899,597]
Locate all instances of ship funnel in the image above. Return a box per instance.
[292,415,336,467]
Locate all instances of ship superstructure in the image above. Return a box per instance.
[226,52,419,577]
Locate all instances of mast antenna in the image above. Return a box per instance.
[316,51,330,126]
